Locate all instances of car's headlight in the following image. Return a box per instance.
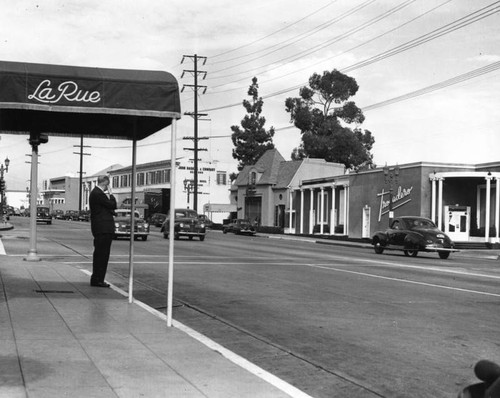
[179,223,184,228]
[115,223,119,228]
[200,223,205,228]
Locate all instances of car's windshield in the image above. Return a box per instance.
[407,218,436,230]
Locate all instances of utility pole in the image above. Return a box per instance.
[181,54,208,212]
[73,134,91,211]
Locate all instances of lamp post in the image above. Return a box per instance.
[383,164,400,224]
[183,179,194,205]
[0,157,10,224]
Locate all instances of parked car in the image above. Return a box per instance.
[161,208,206,241]
[78,210,90,222]
[64,210,79,221]
[51,209,65,219]
[371,216,456,259]
[223,219,256,235]
[149,212,167,227]
[36,206,52,224]
[113,209,150,241]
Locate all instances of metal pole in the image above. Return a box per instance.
[25,143,40,261]
[128,138,137,304]
[78,134,83,211]
[167,119,177,327]
[193,54,199,212]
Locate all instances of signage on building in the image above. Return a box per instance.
[28,79,101,105]
[377,185,413,221]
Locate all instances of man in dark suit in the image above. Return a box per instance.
[89,175,117,287]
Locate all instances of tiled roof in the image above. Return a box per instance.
[274,160,302,188]
[234,149,286,186]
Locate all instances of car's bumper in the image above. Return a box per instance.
[115,230,149,237]
[177,230,206,237]
[424,244,459,252]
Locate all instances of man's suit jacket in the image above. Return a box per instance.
[89,187,117,236]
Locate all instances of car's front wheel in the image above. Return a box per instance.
[373,239,385,254]
[199,235,205,241]
[142,236,147,241]
[438,251,450,259]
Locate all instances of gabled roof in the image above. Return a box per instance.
[234,149,285,186]
[274,160,302,189]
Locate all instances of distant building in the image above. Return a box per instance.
[40,158,236,223]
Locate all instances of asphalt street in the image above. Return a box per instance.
[2,217,500,398]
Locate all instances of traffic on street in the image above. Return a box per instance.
[2,216,500,398]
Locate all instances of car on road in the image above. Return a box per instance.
[149,212,167,227]
[222,219,256,235]
[78,210,90,222]
[64,210,79,221]
[161,208,206,241]
[371,216,455,259]
[51,209,65,220]
[113,209,150,241]
[36,206,52,224]
[198,214,214,229]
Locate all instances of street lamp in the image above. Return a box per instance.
[0,157,10,223]
[383,164,400,224]
[183,179,194,205]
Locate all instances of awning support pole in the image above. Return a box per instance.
[167,119,177,327]
[128,138,138,303]
[25,140,41,262]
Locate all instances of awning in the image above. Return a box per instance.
[0,60,181,138]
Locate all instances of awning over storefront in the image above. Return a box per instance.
[0,60,181,139]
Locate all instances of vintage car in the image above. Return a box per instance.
[161,208,206,241]
[51,209,65,220]
[371,216,456,259]
[78,210,90,222]
[222,219,256,235]
[36,206,52,224]
[149,212,167,227]
[113,209,150,241]
[64,210,79,221]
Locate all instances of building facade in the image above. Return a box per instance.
[293,161,500,244]
[230,149,345,230]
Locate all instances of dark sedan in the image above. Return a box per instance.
[149,212,167,227]
[371,216,456,259]
[161,208,206,241]
[223,219,256,235]
[36,206,52,224]
[113,209,150,241]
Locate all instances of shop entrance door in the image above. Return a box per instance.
[444,205,470,241]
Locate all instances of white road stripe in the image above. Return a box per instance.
[0,239,6,255]
[305,263,500,298]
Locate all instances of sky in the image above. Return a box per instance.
[0,0,499,191]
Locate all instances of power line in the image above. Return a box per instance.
[201,1,500,112]
[209,0,452,93]
[209,0,377,74]
[210,0,339,63]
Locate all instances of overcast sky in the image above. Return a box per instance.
[1,0,499,191]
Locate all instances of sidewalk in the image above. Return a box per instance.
[0,256,308,398]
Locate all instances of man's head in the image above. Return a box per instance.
[97,175,110,190]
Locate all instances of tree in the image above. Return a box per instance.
[231,77,275,171]
[285,69,375,170]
